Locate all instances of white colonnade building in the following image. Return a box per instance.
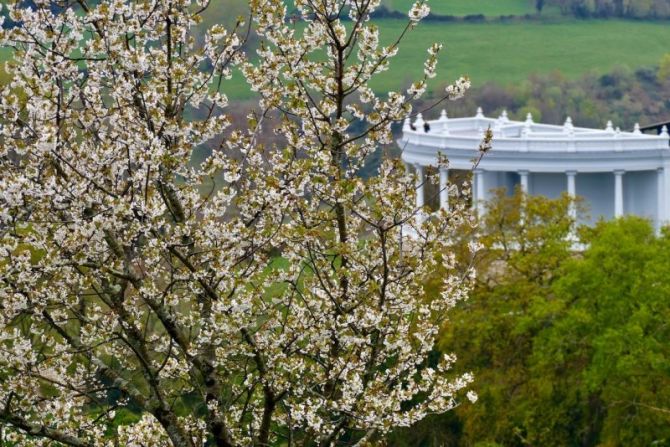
[399,109,670,228]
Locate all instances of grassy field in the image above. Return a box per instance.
[220,19,670,100]
[381,0,545,16]
[2,9,667,102]
[371,19,670,91]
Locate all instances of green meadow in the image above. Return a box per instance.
[221,19,670,100]
[2,3,668,102]
[372,19,670,91]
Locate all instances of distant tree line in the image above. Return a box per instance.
[369,6,488,22]
[549,0,670,18]
[420,57,670,133]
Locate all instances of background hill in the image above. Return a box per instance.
[2,0,668,126]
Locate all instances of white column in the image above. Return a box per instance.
[473,169,485,215]
[658,168,665,232]
[439,167,449,211]
[518,170,529,225]
[614,170,624,218]
[664,162,670,228]
[519,170,529,194]
[471,170,478,211]
[566,170,577,220]
[414,164,425,210]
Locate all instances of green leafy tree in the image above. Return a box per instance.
[392,191,670,447]
[529,217,670,446]
[437,189,576,446]
[390,189,576,446]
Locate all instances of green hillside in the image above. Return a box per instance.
[370,19,670,93]
[2,3,668,102]
[219,19,670,100]
[196,1,670,100]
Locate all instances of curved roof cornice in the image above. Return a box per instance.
[400,109,670,172]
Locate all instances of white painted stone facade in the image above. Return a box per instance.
[399,109,670,229]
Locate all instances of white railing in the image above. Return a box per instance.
[402,131,670,153]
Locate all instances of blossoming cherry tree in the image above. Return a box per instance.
[0,0,476,445]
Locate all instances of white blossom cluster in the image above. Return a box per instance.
[0,0,477,445]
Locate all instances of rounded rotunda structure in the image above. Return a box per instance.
[399,109,670,229]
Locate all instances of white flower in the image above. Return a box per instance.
[408,1,431,22]
[446,76,472,100]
